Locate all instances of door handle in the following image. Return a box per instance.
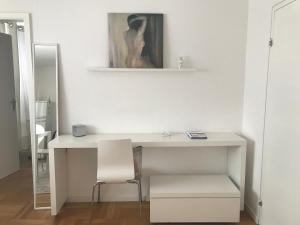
[10,98,16,111]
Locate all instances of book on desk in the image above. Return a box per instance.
[185,131,207,140]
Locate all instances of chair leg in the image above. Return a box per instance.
[91,183,98,205]
[137,179,142,216]
[138,179,142,203]
[97,183,101,203]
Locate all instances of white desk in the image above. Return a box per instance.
[48,132,246,216]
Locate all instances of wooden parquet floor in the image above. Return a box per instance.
[36,193,51,208]
[0,167,257,225]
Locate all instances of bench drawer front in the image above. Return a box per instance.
[150,197,240,223]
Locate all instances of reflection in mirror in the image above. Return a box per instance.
[33,44,58,208]
[0,18,32,188]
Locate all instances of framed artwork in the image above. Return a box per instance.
[108,13,163,68]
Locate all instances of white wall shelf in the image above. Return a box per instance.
[86,67,198,72]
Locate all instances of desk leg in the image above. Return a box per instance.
[49,148,68,216]
[227,145,246,210]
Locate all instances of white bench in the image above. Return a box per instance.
[150,175,240,223]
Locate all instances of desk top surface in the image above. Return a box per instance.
[49,132,246,149]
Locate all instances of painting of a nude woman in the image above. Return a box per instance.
[108,13,163,68]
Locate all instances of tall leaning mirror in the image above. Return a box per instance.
[33,44,58,208]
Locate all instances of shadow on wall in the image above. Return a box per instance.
[240,135,260,222]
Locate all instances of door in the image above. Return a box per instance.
[0,33,19,178]
[260,1,300,225]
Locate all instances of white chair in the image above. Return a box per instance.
[91,139,142,208]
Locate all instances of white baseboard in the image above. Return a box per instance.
[245,202,259,224]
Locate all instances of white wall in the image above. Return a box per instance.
[1,0,249,205]
[1,0,248,135]
[242,0,278,222]
[28,0,248,134]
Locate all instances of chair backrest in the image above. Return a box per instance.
[36,124,45,146]
[97,139,135,183]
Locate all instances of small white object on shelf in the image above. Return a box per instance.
[177,56,184,70]
[86,67,197,72]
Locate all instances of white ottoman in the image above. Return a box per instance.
[150,175,240,223]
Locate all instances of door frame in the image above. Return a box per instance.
[259,0,299,223]
[0,13,36,207]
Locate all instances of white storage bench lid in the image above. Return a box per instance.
[150,175,240,198]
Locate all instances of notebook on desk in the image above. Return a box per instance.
[185,131,207,140]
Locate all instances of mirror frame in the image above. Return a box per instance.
[0,12,36,206]
[32,43,59,209]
